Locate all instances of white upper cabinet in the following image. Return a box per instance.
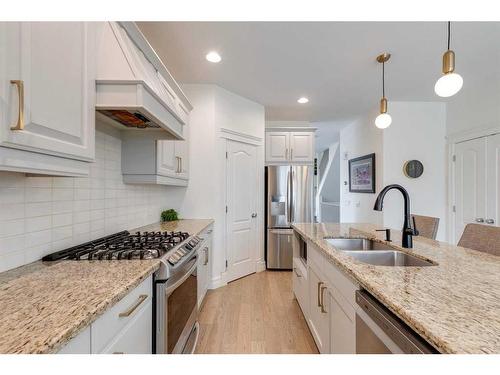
[1,22,95,162]
[265,129,315,164]
[266,132,289,162]
[290,132,314,162]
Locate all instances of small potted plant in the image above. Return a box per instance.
[161,209,179,222]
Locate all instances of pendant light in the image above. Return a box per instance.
[375,53,392,129]
[435,21,463,97]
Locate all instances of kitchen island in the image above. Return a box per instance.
[292,222,500,354]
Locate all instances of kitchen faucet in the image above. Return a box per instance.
[373,184,418,248]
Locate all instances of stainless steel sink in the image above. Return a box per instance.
[325,238,394,251]
[341,250,435,267]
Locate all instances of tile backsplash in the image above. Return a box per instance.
[0,124,186,272]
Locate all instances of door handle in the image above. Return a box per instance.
[320,285,328,313]
[475,218,485,223]
[317,281,323,307]
[10,80,24,131]
[486,219,495,224]
[290,148,293,159]
[251,213,257,218]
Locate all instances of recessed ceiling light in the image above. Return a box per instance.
[206,51,221,63]
[297,97,309,104]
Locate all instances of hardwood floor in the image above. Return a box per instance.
[195,270,319,354]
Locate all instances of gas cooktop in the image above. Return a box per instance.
[42,231,191,261]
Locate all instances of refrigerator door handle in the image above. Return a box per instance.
[286,168,291,224]
[290,168,294,223]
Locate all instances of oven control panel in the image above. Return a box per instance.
[167,236,202,266]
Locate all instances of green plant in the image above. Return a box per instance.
[161,209,179,222]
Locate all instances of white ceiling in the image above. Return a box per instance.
[138,22,500,123]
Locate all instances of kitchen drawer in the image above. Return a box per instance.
[323,261,358,308]
[91,275,152,353]
[307,243,325,275]
[292,257,308,318]
[101,299,153,354]
[329,284,355,323]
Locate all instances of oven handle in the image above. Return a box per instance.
[183,322,200,354]
[165,257,197,296]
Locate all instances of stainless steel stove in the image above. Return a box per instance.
[42,229,205,355]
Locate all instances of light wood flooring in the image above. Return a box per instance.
[195,270,318,354]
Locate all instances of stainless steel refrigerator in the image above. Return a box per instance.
[266,165,313,269]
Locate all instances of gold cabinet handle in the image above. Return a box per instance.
[119,294,148,317]
[290,148,293,159]
[204,247,209,265]
[10,80,24,131]
[317,281,323,307]
[180,157,183,173]
[285,148,289,159]
[113,352,125,354]
[320,285,328,313]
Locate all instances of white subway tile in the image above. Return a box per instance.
[0,188,24,204]
[90,219,105,232]
[74,222,90,236]
[25,229,51,248]
[52,201,73,214]
[73,200,90,212]
[53,213,73,228]
[0,172,25,188]
[90,209,105,221]
[25,202,52,218]
[25,243,52,263]
[0,235,25,255]
[25,177,52,188]
[52,226,72,242]
[0,203,25,221]
[75,188,90,200]
[25,216,51,232]
[26,188,52,203]
[52,177,74,188]
[74,210,90,224]
[52,188,74,201]
[0,219,25,237]
[0,252,25,273]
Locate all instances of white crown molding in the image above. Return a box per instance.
[219,127,263,145]
[265,126,317,132]
[446,125,500,144]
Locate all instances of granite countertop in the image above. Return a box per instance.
[292,222,500,354]
[0,219,213,354]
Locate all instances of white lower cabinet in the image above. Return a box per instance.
[57,275,152,354]
[307,264,330,354]
[329,288,356,354]
[197,226,213,308]
[292,257,308,318]
[301,241,358,354]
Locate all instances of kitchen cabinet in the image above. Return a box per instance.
[307,263,330,353]
[328,287,356,353]
[0,22,95,176]
[197,225,213,308]
[265,129,315,164]
[1,22,95,162]
[292,257,309,318]
[57,275,152,354]
[121,121,190,186]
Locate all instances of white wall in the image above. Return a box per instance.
[446,76,500,137]
[382,102,447,240]
[181,84,265,288]
[339,110,384,226]
[265,120,311,128]
[0,122,186,273]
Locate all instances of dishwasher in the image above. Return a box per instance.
[355,290,438,354]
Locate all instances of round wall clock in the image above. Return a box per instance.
[403,160,424,178]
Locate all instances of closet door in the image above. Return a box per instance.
[454,137,487,243]
[486,133,500,227]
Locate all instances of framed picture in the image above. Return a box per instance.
[349,153,376,193]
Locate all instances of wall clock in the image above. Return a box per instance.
[403,160,424,178]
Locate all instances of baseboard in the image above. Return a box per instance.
[208,274,227,290]
[256,259,266,272]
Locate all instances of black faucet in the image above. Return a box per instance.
[373,184,418,248]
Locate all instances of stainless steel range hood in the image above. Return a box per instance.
[96,22,191,140]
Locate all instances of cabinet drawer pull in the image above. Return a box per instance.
[204,247,209,265]
[293,268,302,278]
[320,285,328,313]
[10,80,24,131]
[179,157,183,173]
[113,352,125,354]
[290,148,293,159]
[118,294,148,317]
[317,281,323,307]
[285,148,289,159]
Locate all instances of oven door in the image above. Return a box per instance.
[156,255,198,354]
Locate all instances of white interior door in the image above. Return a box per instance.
[453,137,487,242]
[486,133,500,227]
[226,140,258,282]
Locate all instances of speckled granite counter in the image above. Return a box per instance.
[0,219,213,354]
[292,222,500,354]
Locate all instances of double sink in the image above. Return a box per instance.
[325,238,435,267]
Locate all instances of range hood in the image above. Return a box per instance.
[96,22,192,140]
